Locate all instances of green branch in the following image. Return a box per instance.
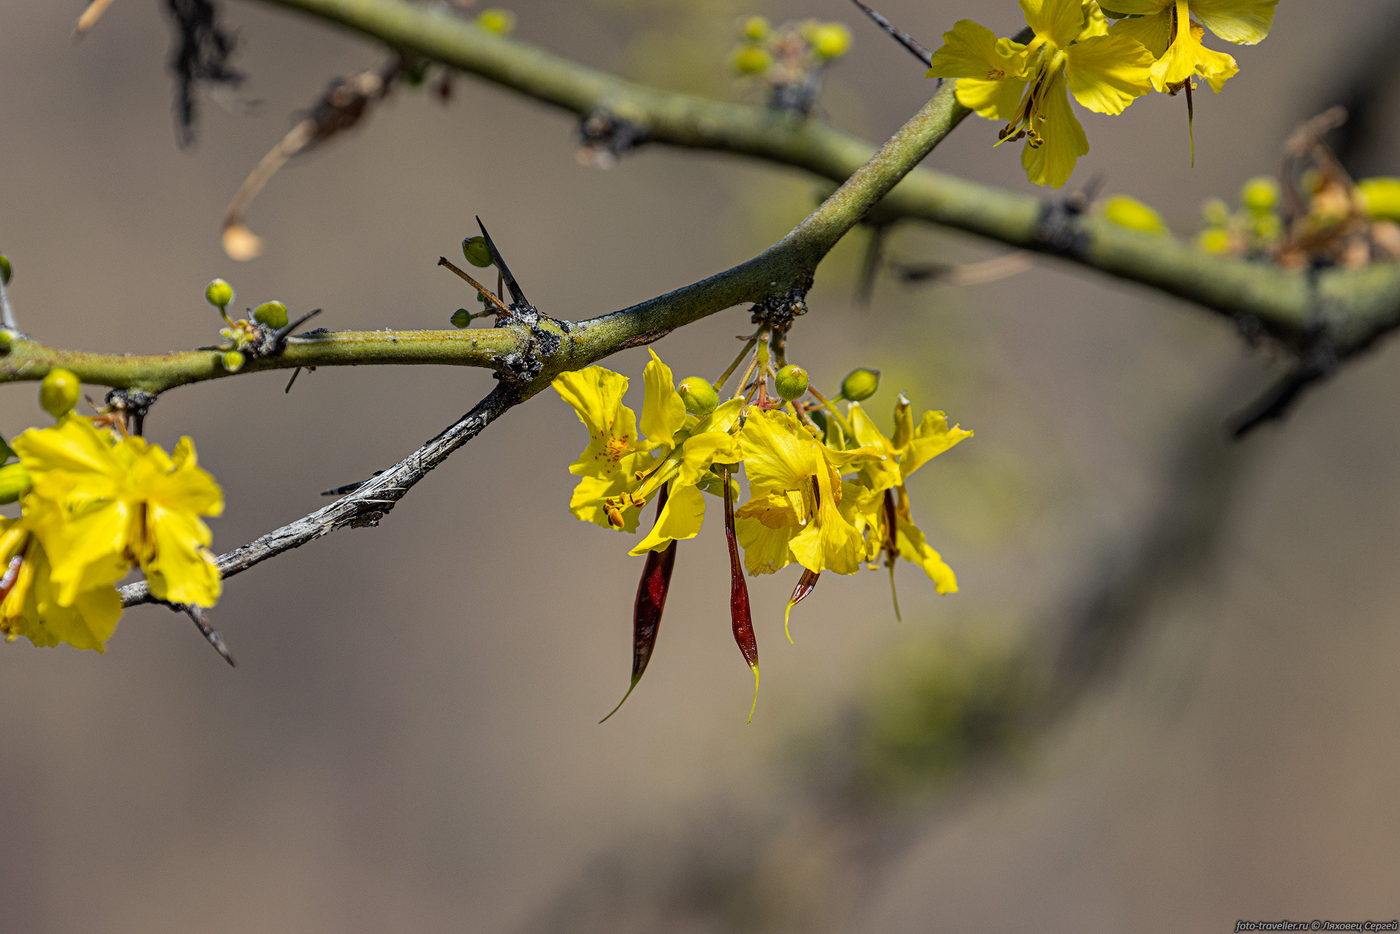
[251,0,1400,354]
[0,327,520,393]
[0,32,976,395]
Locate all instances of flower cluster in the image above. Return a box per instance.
[554,347,970,719]
[731,16,854,117]
[928,0,1278,187]
[1,373,224,652]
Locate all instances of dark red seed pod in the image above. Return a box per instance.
[722,468,760,722]
[600,487,677,723]
[882,488,902,621]
[782,568,820,644]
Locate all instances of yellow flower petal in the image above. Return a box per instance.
[1019,0,1089,49]
[640,349,687,449]
[955,75,1032,122]
[1153,14,1239,91]
[1020,70,1088,188]
[1191,0,1277,45]
[902,411,974,478]
[552,367,642,480]
[927,19,1027,83]
[629,482,706,555]
[1102,0,1171,13]
[1065,33,1155,115]
[896,515,959,594]
[1109,9,1173,57]
[569,462,647,532]
[735,514,795,576]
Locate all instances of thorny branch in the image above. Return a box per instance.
[120,381,523,607]
[6,0,1399,633]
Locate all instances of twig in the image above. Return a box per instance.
[846,0,934,67]
[120,382,523,607]
[437,257,513,318]
[1229,357,1336,438]
[74,0,120,36]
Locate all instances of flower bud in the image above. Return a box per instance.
[1103,195,1167,234]
[732,45,772,75]
[1201,197,1230,228]
[462,236,494,268]
[809,23,851,59]
[0,462,31,505]
[252,300,289,330]
[1251,213,1282,244]
[39,368,81,418]
[1196,228,1233,255]
[450,308,474,328]
[1240,176,1279,215]
[806,409,828,434]
[204,278,234,311]
[477,8,515,35]
[839,367,879,402]
[222,350,246,373]
[774,364,809,401]
[1358,177,1400,222]
[0,254,11,285]
[676,377,719,416]
[0,331,11,355]
[742,16,769,41]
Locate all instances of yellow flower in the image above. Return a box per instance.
[734,408,870,576]
[1106,0,1276,91]
[11,416,224,608]
[553,350,742,550]
[0,517,123,651]
[846,397,973,596]
[553,364,652,531]
[928,0,1155,187]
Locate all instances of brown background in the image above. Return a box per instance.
[3,1,1400,931]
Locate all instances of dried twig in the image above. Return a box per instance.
[120,382,523,607]
[223,62,401,259]
[75,0,120,36]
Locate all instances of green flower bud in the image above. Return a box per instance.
[806,409,828,434]
[222,350,246,373]
[0,254,11,285]
[732,45,772,75]
[774,364,809,401]
[1102,195,1167,234]
[1358,177,1400,222]
[839,367,880,402]
[462,236,494,268]
[477,8,515,35]
[1201,197,1231,228]
[253,300,289,330]
[1196,228,1234,255]
[39,368,81,419]
[204,278,234,310]
[676,377,719,416]
[1251,213,1283,244]
[0,462,31,505]
[450,308,474,328]
[1240,176,1279,215]
[0,331,11,355]
[0,460,32,502]
[809,22,851,59]
[742,15,770,42]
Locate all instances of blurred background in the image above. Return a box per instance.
[3,1,1400,931]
